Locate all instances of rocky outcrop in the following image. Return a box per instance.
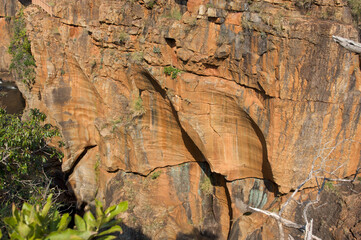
[1,0,361,238]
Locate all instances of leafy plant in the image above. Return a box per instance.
[325,181,335,191]
[118,32,129,45]
[131,96,146,117]
[130,52,144,63]
[164,66,182,79]
[8,8,36,89]
[1,194,128,239]
[153,47,161,55]
[348,0,361,25]
[200,175,213,195]
[0,108,64,235]
[151,171,161,180]
[145,0,156,9]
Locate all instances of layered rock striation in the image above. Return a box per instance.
[1,0,361,238]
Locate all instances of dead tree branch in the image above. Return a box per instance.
[333,36,361,54]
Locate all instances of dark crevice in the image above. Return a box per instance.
[59,20,86,28]
[112,160,197,178]
[212,172,234,240]
[19,0,32,7]
[203,63,219,69]
[165,38,176,48]
[236,80,275,100]
[64,145,97,180]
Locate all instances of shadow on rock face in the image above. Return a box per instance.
[18,0,32,7]
[117,223,151,240]
[176,227,219,240]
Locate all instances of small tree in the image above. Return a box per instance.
[0,108,63,234]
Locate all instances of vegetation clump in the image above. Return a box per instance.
[347,0,361,26]
[200,175,213,195]
[131,96,146,117]
[1,194,127,239]
[145,0,156,9]
[130,52,144,63]
[8,9,36,89]
[151,171,161,180]
[118,31,129,45]
[0,108,63,235]
[164,66,181,79]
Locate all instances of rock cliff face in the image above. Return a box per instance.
[1,0,361,239]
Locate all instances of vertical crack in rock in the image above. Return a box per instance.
[212,172,234,239]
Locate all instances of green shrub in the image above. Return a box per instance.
[153,47,161,55]
[8,8,36,89]
[131,96,146,116]
[164,66,182,79]
[119,32,129,44]
[151,171,161,180]
[200,175,213,195]
[0,108,64,234]
[130,52,144,63]
[348,0,361,24]
[325,181,335,191]
[145,0,156,9]
[1,194,128,239]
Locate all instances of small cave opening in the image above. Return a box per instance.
[18,0,32,7]
[0,78,26,114]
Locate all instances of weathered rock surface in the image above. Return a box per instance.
[1,0,361,238]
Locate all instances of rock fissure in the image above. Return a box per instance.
[64,145,97,179]
[118,160,197,178]
[59,20,86,28]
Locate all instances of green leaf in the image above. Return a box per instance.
[104,205,116,215]
[45,229,91,240]
[105,201,128,222]
[41,194,53,217]
[98,218,122,230]
[3,216,18,228]
[57,213,71,231]
[95,199,104,217]
[97,236,117,240]
[74,214,86,231]
[98,225,122,236]
[83,211,96,231]
[17,221,31,238]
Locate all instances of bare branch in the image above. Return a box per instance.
[249,207,303,229]
[333,36,361,54]
[278,220,285,240]
[279,171,313,216]
[304,219,313,240]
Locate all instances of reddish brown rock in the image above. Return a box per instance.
[1,0,361,239]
